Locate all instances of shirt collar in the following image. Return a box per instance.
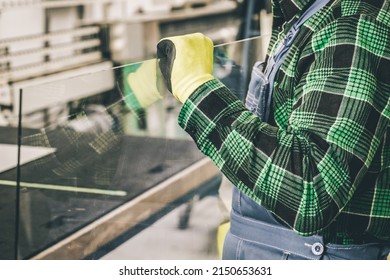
[277,0,315,22]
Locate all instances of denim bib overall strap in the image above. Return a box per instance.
[245,0,331,121]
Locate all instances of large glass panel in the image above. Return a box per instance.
[9,35,269,259]
[0,116,19,259]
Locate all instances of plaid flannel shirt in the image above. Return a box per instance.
[178,0,390,244]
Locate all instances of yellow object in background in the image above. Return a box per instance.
[217,221,230,259]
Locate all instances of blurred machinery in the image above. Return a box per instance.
[0,0,240,127]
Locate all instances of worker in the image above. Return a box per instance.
[155,0,390,260]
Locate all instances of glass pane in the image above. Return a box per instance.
[0,120,19,259]
[12,35,269,259]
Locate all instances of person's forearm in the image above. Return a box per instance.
[179,79,352,236]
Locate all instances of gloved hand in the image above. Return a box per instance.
[124,59,162,111]
[157,32,214,103]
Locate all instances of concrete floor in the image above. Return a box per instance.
[100,177,232,260]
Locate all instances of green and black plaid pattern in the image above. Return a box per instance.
[178,0,390,244]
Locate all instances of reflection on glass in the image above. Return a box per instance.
[0,35,268,259]
[123,59,163,113]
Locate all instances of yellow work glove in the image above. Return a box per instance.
[124,59,162,111]
[157,32,214,103]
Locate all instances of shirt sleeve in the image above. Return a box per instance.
[177,15,390,236]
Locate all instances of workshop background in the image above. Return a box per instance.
[0,0,271,260]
